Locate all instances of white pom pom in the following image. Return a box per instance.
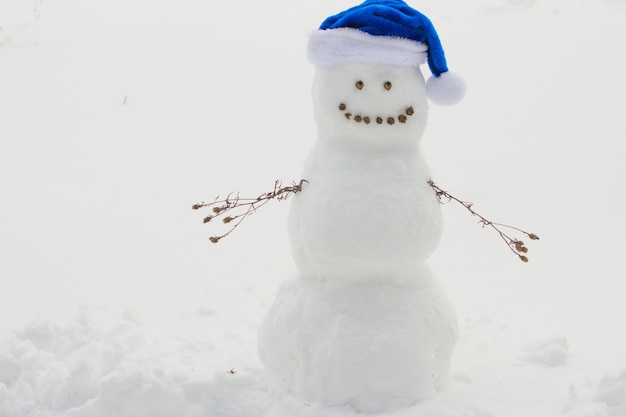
[426,71,466,106]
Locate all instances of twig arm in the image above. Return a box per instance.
[428,179,539,262]
[193,179,308,243]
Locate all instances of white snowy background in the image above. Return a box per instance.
[1,0,625,415]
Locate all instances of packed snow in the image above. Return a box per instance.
[1,0,626,416]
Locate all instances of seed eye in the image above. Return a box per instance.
[355,80,364,90]
[384,81,392,90]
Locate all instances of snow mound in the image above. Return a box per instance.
[593,371,626,416]
[520,336,569,367]
[0,308,188,417]
[564,371,626,417]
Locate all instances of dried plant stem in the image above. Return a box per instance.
[193,179,307,243]
[428,179,539,262]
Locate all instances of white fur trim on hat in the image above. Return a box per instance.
[307,27,428,67]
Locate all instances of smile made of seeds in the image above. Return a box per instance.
[338,103,415,125]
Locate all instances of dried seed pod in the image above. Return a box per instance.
[376,117,383,124]
[354,115,362,122]
[345,113,351,119]
[212,207,222,214]
[529,233,540,240]
[223,216,233,224]
[339,103,346,111]
[387,117,395,125]
[203,216,212,223]
[406,106,414,115]
[363,117,370,124]
[355,80,364,90]
[519,255,529,263]
[384,81,392,90]
[209,236,220,243]
[398,115,407,123]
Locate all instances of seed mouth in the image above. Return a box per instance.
[339,103,415,125]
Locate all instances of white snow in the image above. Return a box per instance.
[1,0,626,416]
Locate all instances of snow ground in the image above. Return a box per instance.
[1,0,626,416]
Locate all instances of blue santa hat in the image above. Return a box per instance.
[307,0,465,106]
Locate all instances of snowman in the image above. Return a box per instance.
[258,0,465,413]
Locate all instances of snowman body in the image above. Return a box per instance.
[258,62,458,413]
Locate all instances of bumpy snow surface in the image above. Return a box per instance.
[1,0,626,416]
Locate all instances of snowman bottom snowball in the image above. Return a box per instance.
[258,269,458,413]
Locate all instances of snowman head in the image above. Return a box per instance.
[311,60,429,141]
[308,0,465,109]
